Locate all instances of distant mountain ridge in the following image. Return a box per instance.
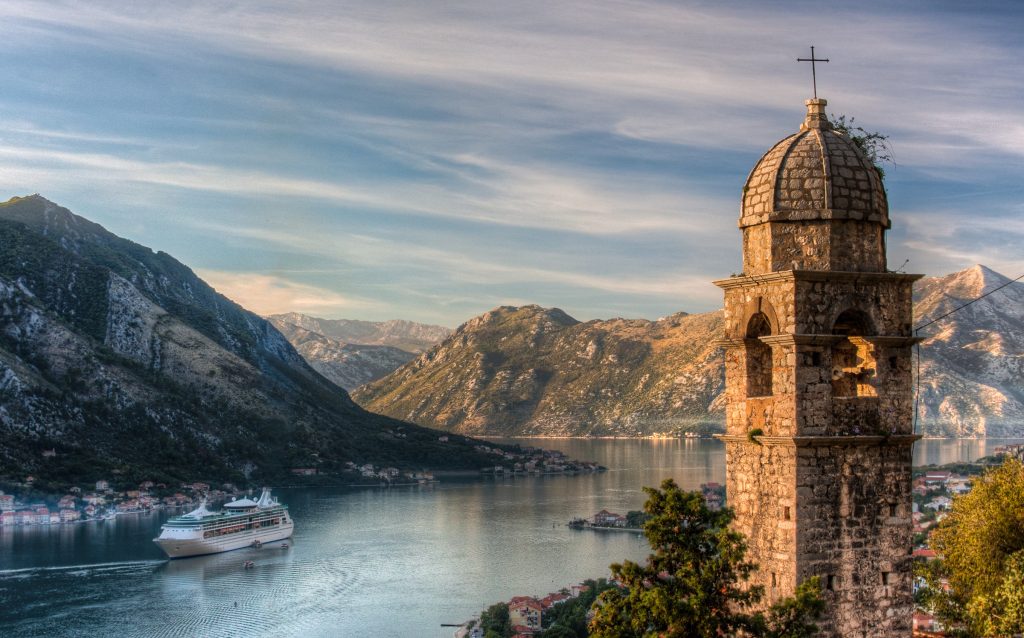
[913,265,1024,436]
[354,266,1024,438]
[0,195,498,488]
[267,318,416,390]
[267,313,451,353]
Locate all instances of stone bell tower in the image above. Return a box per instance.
[714,98,920,637]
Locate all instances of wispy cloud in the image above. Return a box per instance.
[196,269,372,316]
[0,143,733,236]
[1,1,1021,324]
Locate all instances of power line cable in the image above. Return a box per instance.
[912,271,1024,432]
[914,272,1024,332]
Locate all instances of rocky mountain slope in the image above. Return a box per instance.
[354,306,725,436]
[355,266,1023,438]
[913,265,1024,437]
[0,195,499,489]
[267,318,415,390]
[267,313,450,353]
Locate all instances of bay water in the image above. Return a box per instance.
[0,438,1015,637]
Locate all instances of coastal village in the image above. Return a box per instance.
[0,443,603,528]
[0,479,231,527]
[909,443,1024,634]
[473,445,604,476]
[456,582,608,638]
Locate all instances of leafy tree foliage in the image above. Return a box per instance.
[625,510,650,528]
[542,626,578,638]
[918,458,1024,636]
[831,114,893,178]
[541,578,616,637]
[588,479,823,638]
[479,602,511,638]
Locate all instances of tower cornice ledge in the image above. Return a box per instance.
[712,270,923,290]
[759,334,924,347]
[715,334,924,349]
[716,434,922,447]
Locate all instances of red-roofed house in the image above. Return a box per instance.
[592,509,627,527]
[913,611,942,632]
[913,548,939,561]
[924,471,951,485]
[540,593,570,609]
[508,597,542,631]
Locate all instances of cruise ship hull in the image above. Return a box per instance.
[155,521,294,558]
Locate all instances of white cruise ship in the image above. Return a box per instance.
[154,488,294,558]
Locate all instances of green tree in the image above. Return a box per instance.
[541,625,578,638]
[625,510,649,528]
[542,579,617,637]
[919,458,1024,636]
[479,602,511,638]
[589,479,823,638]
[831,114,893,178]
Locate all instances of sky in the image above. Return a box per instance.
[1,1,1022,327]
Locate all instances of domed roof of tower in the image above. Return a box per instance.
[740,98,888,229]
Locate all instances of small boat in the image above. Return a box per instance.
[252,539,262,549]
[280,543,289,549]
[243,560,255,569]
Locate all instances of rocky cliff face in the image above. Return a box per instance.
[0,195,497,487]
[267,313,450,353]
[267,318,416,390]
[913,265,1024,437]
[354,266,1023,438]
[353,305,725,436]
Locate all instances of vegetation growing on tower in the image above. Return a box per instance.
[831,114,894,178]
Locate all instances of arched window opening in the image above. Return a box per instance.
[746,313,773,397]
[831,310,877,398]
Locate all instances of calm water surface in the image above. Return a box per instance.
[0,438,1016,637]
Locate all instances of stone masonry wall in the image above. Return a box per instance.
[724,440,798,603]
[795,442,915,638]
[741,220,886,275]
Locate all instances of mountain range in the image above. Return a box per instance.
[352,266,1024,438]
[353,306,725,436]
[266,315,449,390]
[267,313,450,353]
[913,265,1024,436]
[0,195,499,490]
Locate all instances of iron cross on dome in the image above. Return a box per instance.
[797,46,829,98]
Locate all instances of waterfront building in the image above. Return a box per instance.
[95,480,109,491]
[0,494,14,511]
[714,97,918,636]
[508,596,542,631]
